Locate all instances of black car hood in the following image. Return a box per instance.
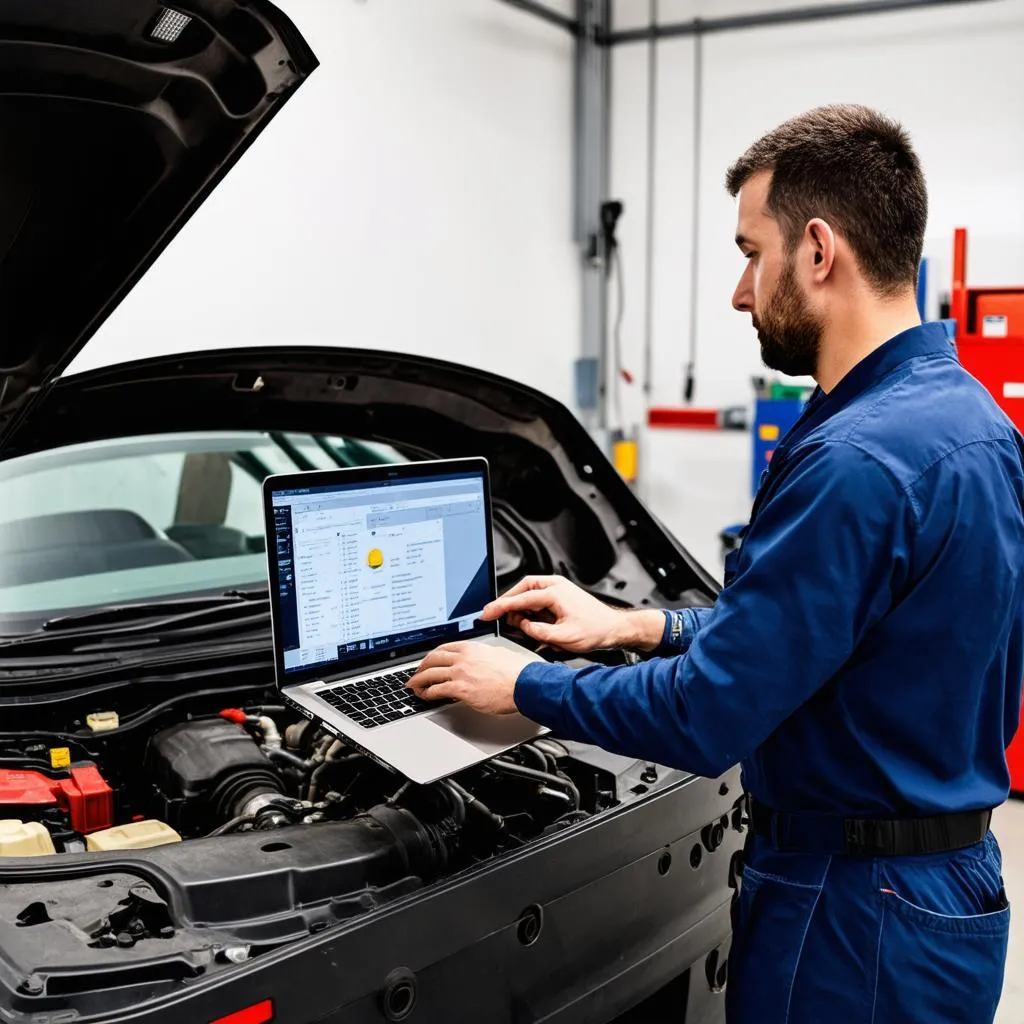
[0,0,317,449]
[1,347,721,611]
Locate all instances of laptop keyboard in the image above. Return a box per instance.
[317,669,453,729]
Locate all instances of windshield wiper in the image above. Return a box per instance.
[0,591,271,657]
[38,589,268,632]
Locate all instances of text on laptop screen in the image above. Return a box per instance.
[270,470,491,674]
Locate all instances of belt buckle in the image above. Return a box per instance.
[844,818,865,854]
[845,818,894,856]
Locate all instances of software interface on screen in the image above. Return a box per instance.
[271,471,492,673]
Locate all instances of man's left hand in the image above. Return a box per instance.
[407,642,533,715]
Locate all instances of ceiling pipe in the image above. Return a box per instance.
[603,0,998,45]
[494,0,580,35]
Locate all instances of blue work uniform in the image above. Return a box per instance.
[515,323,1024,1024]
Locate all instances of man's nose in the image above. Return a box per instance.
[733,265,754,313]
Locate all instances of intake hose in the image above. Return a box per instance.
[491,758,581,809]
[150,804,451,929]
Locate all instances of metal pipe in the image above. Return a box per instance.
[492,757,582,809]
[494,0,580,34]
[603,0,996,44]
[641,0,658,402]
[683,30,703,404]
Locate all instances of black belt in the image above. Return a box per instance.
[748,798,993,857]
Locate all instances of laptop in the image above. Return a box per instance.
[262,456,548,785]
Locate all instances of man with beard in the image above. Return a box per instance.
[409,105,1024,1023]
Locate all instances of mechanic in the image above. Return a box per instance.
[408,104,1024,1024]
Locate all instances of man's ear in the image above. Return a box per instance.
[805,218,836,281]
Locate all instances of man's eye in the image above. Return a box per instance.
[745,251,757,260]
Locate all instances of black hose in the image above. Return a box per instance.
[206,814,256,837]
[439,781,468,826]
[533,737,570,761]
[491,759,581,809]
[443,780,499,831]
[263,746,312,772]
[518,744,549,773]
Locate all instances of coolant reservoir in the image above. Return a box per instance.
[0,819,56,856]
[86,820,182,852]
[86,711,120,732]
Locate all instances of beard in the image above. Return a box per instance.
[753,259,824,378]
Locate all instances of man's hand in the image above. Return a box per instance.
[407,641,534,715]
[481,575,665,654]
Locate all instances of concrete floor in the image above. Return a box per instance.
[639,428,1024,1021]
[994,801,1024,1023]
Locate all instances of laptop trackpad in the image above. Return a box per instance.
[427,702,542,754]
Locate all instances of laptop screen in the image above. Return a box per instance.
[268,463,495,677]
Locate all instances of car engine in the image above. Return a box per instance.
[0,701,627,870]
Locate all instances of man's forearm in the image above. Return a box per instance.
[613,609,669,652]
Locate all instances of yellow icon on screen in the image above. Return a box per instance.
[367,548,384,570]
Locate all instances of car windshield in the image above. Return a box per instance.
[0,431,406,620]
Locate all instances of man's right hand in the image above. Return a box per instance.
[481,575,666,654]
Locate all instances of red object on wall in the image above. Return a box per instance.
[952,228,1024,796]
[647,406,720,429]
[0,764,114,832]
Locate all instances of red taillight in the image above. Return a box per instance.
[209,1000,274,1024]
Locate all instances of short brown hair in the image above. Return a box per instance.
[725,104,927,296]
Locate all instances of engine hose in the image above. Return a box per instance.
[386,781,412,808]
[439,781,468,826]
[532,737,570,761]
[206,814,256,838]
[257,716,283,750]
[443,779,500,831]
[491,758,581,810]
[263,746,312,772]
[518,744,549,773]
[308,740,346,802]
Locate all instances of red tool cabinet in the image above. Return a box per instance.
[951,228,1024,796]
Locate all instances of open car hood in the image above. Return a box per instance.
[1,346,721,611]
[0,0,318,449]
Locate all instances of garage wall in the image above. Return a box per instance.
[611,0,1024,571]
[67,0,582,407]
[610,0,1024,417]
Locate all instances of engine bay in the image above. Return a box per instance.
[0,687,699,983]
[0,700,638,857]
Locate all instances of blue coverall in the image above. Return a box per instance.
[515,323,1024,1023]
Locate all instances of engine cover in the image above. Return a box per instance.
[146,719,284,834]
[0,764,113,833]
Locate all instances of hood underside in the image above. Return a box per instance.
[0,0,318,448]
[1,346,720,610]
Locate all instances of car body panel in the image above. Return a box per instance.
[0,0,318,448]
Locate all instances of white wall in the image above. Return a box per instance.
[610,0,1024,414]
[67,0,581,407]
[612,0,1024,568]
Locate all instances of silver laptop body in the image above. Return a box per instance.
[262,456,547,785]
